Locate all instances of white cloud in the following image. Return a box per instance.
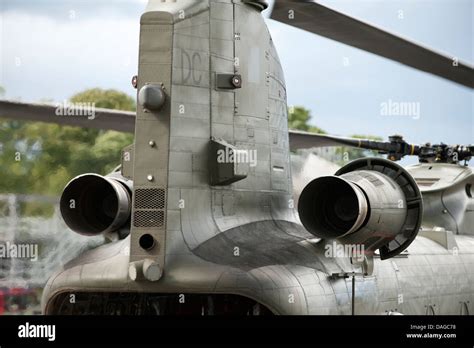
[2,10,140,101]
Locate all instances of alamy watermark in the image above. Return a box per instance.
[380,99,420,120]
[0,241,38,261]
[55,100,96,120]
[18,322,55,342]
[217,148,257,167]
[324,241,365,262]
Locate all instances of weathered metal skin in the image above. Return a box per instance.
[407,164,474,236]
[42,0,474,315]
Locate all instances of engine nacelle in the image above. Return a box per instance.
[298,158,423,259]
[60,173,132,236]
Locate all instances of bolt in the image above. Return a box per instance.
[231,75,242,88]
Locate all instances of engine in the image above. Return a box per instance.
[59,173,132,237]
[298,158,423,260]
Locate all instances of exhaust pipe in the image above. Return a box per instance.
[298,176,370,240]
[60,174,132,236]
[298,158,423,259]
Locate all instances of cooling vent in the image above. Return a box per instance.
[133,210,164,228]
[135,188,165,209]
[133,188,166,228]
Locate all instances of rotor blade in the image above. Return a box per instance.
[289,130,367,150]
[0,100,135,133]
[271,0,474,88]
[288,130,419,157]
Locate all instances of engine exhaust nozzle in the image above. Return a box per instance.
[60,174,131,236]
[298,176,369,239]
[297,158,423,260]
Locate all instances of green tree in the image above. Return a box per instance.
[70,88,135,111]
[68,88,135,176]
[287,105,382,162]
[288,106,326,134]
[0,89,135,215]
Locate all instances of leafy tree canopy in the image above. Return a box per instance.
[0,89,135,201]
[288,106,326,134]
[288,105,382,162]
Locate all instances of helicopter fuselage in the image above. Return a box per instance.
[41,0,474,315]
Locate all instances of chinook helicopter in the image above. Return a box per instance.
[0,0,473,315]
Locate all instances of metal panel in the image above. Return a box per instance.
[130,11,174,271]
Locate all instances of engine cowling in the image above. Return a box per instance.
[298,158,423,260]
[60,173,132,236]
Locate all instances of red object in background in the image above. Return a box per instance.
[10,288,23,296]
[0,288,37,314]
[0,290,5,315]
[9,288,34,296]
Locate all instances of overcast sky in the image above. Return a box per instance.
[1,0,472,154]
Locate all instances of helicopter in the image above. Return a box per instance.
[0,0,473,315]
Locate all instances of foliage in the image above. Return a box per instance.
[70,88,135,111]
[0,89,135,215]
[288,105,382,163]
[288,106,326,134]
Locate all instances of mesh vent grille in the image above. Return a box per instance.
[135,188,165,209]
[133,210,164,228]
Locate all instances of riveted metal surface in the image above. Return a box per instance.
[40,1,474,317]
[130,11,173,267]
